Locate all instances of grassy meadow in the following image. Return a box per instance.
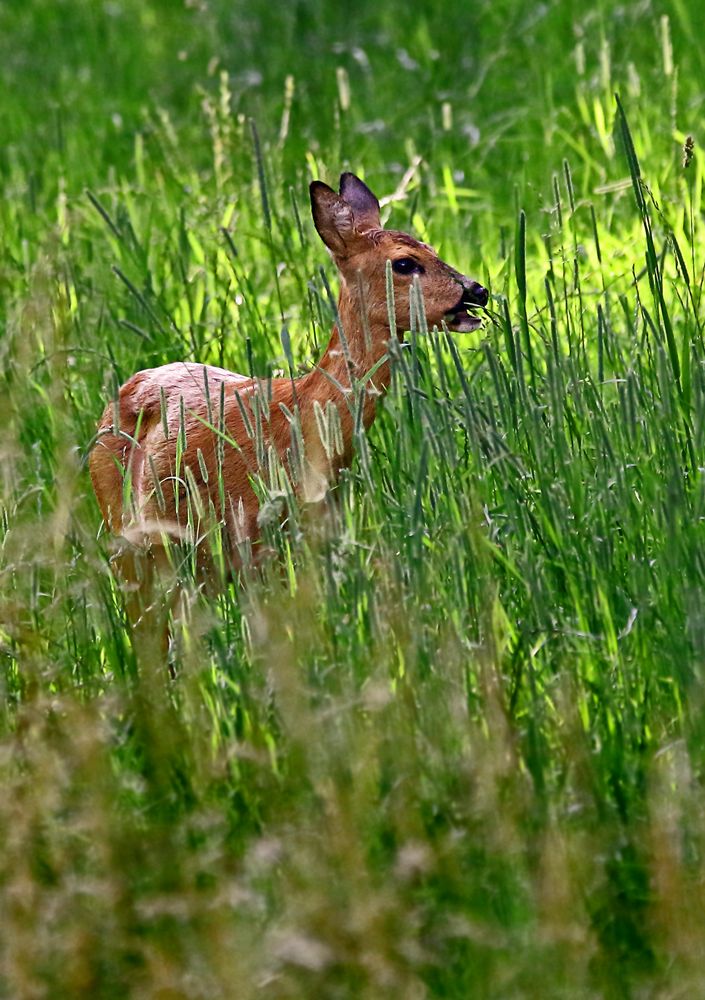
[2,0,705,995]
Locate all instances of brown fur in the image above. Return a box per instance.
[90,173,487,579]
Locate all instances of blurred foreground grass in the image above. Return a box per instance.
[2,0,705,996]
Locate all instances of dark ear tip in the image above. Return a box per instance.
[309,179,335,200]
[338,171,380,210]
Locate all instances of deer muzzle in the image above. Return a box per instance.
[445,279,489,332]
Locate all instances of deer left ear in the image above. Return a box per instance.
[310,180,356,256]
[339,172,381,231]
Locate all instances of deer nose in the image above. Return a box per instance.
[464,280,489,307]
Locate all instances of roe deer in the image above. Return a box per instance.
[90,172,488,612]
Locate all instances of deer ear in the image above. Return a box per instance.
[339,172,381,230]
[310,180,356,255]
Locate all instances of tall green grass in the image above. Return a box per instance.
[2,0,705,995]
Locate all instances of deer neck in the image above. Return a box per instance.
[293,278,395,472]
[306,278,393,406]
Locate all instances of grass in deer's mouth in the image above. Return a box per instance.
[1,1,705,997]
[444,306,484,331]
[444,291,487,332]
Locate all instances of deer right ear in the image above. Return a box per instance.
[310,180,356,256]
[339,173,381,230]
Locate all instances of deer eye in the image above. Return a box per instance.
[392,257,424,276]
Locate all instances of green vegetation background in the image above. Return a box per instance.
[2,0,705,996]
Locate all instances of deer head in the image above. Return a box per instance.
[310,172,488,337]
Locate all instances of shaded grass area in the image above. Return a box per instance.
[2,0,705,995]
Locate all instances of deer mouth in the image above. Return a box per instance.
[444,283,488,332]
[445,299,483,332]
[445,306,483,332]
